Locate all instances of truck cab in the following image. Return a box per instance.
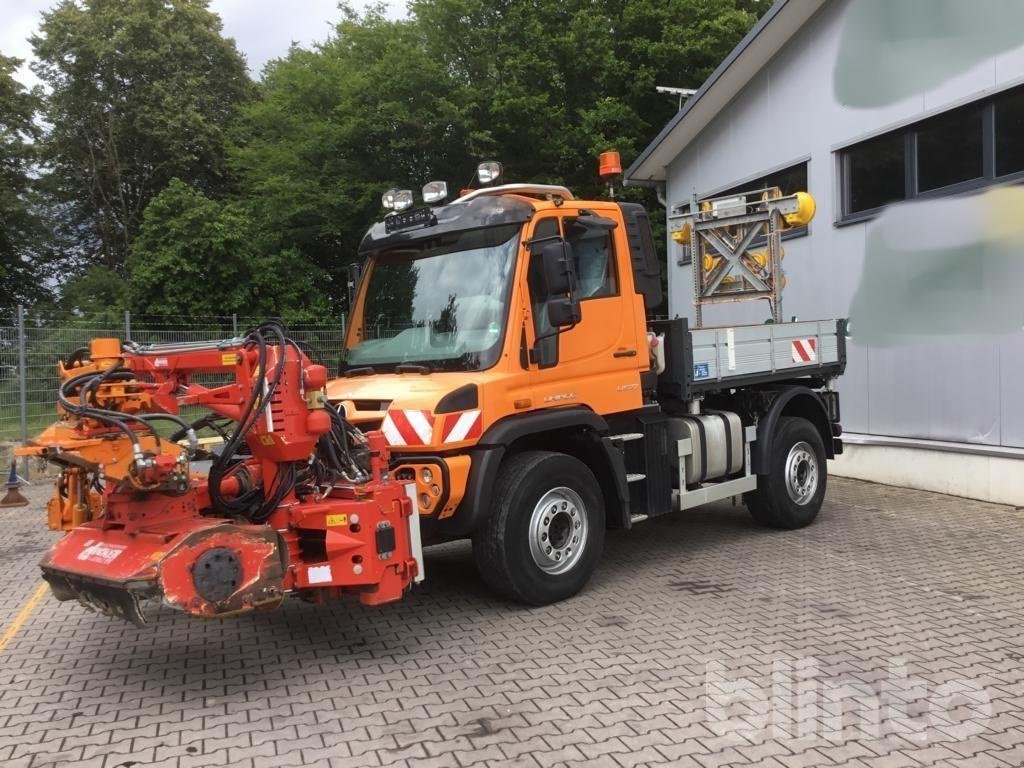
[329,169,845,605]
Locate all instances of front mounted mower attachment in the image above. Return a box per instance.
[42,519,286,626]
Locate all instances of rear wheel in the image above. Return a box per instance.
[745,416,826,529]
[472,451,604,605]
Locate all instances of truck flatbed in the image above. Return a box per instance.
[651,317,847,400]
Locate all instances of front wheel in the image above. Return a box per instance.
[745,416,827,529]
[472,451,605,605]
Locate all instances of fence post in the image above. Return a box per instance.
[17,305,28,479]
[232,313,238,336]
[124,310,131,341]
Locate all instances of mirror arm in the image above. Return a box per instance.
[524,233,564,249]
[531,315,579,345]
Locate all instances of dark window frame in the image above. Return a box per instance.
[838,85,1024,225]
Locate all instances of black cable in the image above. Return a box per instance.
[207,331,268,514]
[64,347,89,369]
[59,371,143,447]
[63,363,166,449]
[208,322,291,519]
[169,414,232,443]
[136,413,194,434]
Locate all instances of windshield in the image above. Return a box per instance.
[345,222,521,372]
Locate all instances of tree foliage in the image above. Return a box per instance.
[128,179,328,320]
[14,0,760,317]
[411,0,759,195]
[230,7,482,307]
[0,54,50,314]
[31,0,254,276]
[227,0,760,310]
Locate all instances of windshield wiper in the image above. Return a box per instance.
[395,363,433,375]
[343,366,375,378]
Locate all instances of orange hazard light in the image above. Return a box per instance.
[599,151,622,178]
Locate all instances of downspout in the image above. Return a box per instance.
[623,177,668,208]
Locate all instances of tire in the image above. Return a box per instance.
[745,416,827,529]
[472,450,605,605]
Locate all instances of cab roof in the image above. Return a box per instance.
[358,194,536,254]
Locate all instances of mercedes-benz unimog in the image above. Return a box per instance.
[330,159,845,606]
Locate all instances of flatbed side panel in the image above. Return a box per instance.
[689,319,841,387]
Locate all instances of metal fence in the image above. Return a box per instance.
[0,307,347,476]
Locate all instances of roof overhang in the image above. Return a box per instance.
[624,0,827,186]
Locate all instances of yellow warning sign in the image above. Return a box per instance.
[258,434,275,445]
[326,514,348,527]
[222,353,238,366]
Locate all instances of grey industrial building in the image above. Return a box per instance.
[626,0,1024,503]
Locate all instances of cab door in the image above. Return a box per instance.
[523,213,644,415]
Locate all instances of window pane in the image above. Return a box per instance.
[719,162,808,198]
[565,221,616,300]
[916,106,983,191]
[996,89,1024,176]
[846,132,905,214]
[527,218,561,362]
[764,163,807,196]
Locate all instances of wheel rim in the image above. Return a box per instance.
[528,487,588,575]
[784,441,819,505]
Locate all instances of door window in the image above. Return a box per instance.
[526,218,560,366]
[565,220,617,299]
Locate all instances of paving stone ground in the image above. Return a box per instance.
[1,474,1023,768]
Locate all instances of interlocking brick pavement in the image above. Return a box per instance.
[1,475,1023,768]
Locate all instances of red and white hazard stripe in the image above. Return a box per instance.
[791,338,817,363]
[440,409,482,443]
[380,410,434,446]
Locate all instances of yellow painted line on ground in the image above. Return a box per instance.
[0,583,49,653]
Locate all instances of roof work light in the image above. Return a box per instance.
[382,188,414,212]
[422,181,448,204]
[477,161,502,185]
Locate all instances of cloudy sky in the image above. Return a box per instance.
[1,0,405,88]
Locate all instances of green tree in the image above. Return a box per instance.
[411,0,760,196]
[128,178,328,320]
[0,54,51,314]
[57,265,129,317]
[229,1,759,310]
[230,5,483,309]
[31,0,254,276]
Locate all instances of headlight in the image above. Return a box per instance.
[422,181,448,204]
[477,161,502,185]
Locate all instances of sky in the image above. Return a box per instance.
[0,0,404,89]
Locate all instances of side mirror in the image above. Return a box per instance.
[546,296,581,328]
[537,239,576,297]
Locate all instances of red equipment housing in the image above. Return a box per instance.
[37,325,422,625]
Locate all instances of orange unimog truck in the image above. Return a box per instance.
[329,159,846,606]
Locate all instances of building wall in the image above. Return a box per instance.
[665,0,1024,450]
